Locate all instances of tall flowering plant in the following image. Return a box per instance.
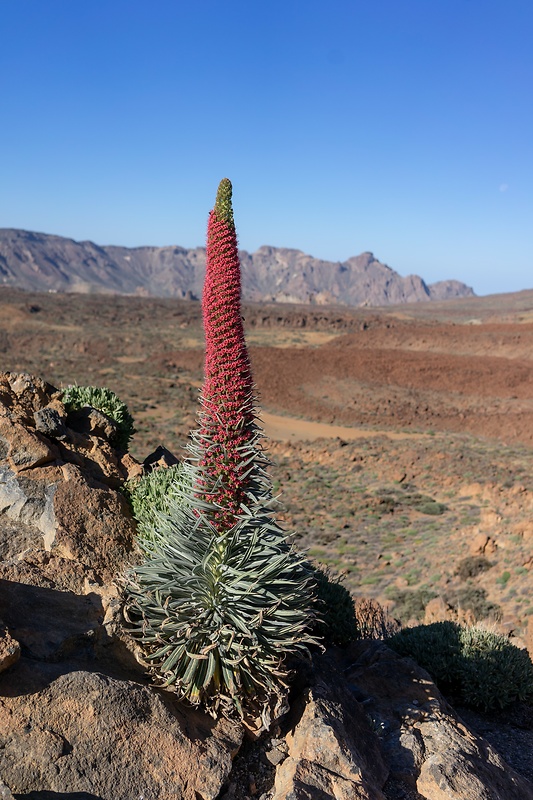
[196,178,265,526]
[125,179,315,723]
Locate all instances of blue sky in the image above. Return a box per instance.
[1,1,532,296]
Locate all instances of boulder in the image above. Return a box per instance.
[342,640,533,800]
[0,663,242,800]
[272,659,388,799]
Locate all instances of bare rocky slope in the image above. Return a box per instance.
[0,228,474,306]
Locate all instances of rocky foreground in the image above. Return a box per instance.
[1,372,533,800]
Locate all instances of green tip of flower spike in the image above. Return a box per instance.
[214,178,234,228]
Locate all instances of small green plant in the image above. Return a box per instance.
[62,384,135,449]
[125,464,191,551]
[414,500,447,516]
[388,621,533,710]
[496,571,511,586]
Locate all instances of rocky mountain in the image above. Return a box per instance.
[0,228,475,306]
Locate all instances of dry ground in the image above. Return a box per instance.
[1,286,533,643]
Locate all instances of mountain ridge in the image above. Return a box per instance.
[0,228,475,306]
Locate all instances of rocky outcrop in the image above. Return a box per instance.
[342,640,533,800]
[0,371,137,580]
[0,228,475,306]
[271,664,388,800]
[0,664,242,800]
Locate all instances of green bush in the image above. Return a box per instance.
[388,621,533,710]
[455,556,493,581]
[447,586,502,622]
[311,565,359,647]
[62,384,135,449]
[126,464,191,552]
[386,587,437,623]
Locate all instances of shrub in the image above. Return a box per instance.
[353,596,400,640]
[62,384,135,449]
[455,556,493,581]
[124,179,316,723]
[312,565,359,647]
[447,586,502,622]
[125,464,191,552]
[125,490,314,722]
[388,621,533,710]
[386,587,437,623]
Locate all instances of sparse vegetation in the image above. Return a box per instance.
[447,586,502,622]
[388,621,533,711]
[385,587,437,623]
[353,596,400,640]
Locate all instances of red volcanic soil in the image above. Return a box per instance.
[248,322,533,446]
[1,286,533,450]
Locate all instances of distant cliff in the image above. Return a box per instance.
[0,229,475,306]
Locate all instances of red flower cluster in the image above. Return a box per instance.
[197,179,257,527]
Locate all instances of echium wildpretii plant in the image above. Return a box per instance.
[124,179,316,725]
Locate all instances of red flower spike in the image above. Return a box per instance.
[196,179,262,529]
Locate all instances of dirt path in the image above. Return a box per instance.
[260,411,429,442]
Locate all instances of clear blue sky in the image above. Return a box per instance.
[1,1,532,296]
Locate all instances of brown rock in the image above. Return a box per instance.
[424,596,453,624]
[58,433,125,488]
[0,419,59,472]
[121,451,144,480]
[143,444,180,471]
[343,641,533,799]
[66,405,119,442]
[0,578,104,662]
[0,549,98,594]
[469,532,497,556]
[5,372,54,420]
[52,464,137,580]
[0,666,242,800]
[272,660,388,800]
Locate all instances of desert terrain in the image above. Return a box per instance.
[1,285,533,643]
